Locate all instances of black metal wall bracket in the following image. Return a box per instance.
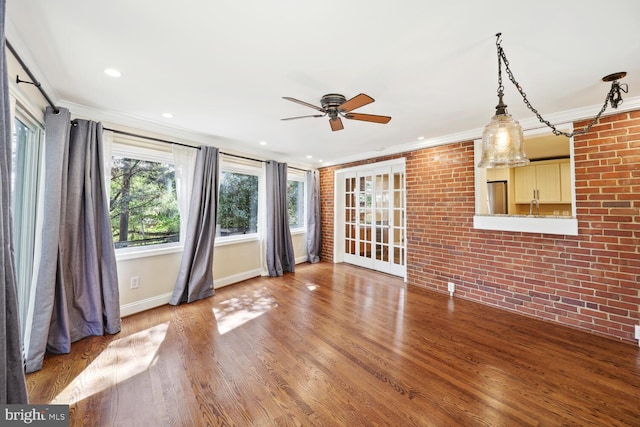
[16,75,42,87]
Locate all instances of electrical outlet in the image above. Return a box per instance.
[130,276,139,289]
[635,325,640,341]
[447,282,455,296]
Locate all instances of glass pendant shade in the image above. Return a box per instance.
[477,111,529,168]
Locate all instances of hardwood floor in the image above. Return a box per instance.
[27,262,640,426]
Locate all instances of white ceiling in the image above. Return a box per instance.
[6,1,640,167]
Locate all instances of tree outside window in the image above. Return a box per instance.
[110,156,180,248]
[217,171,258,236]
[287,180,304,228]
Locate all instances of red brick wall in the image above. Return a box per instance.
[319,111,640,343]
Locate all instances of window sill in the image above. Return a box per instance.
[473,215,578,236]
[116,229,308,259]
[115,242,183,261]
[215,233,260,247]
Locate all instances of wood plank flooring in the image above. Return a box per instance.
[26,262,640,426]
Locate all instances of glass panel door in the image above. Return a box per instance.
[373,172,390,269]
[390,169,405,275]
[341,163,405,278]
[343,171,374,268]
[358,174,373,260]
[344,175,357,256]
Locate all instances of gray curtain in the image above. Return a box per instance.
[306,170,321,263]
[25,111,120,373]
[265,161,295,276]
[1,0,29,402]
[170,146,219,305]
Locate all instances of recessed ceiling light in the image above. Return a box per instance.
[104,68,122,78]
[259,141,267,146]
[418,136,425,140]
[162,113,173,119]
[318,160,323,163]
[306,155,313,159]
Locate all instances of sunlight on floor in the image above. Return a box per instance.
[213,288,277,335]
[52,322,169,405]
[306,282,319,291]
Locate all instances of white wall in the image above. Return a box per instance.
[118,235,308,316]
[7,55,310,319]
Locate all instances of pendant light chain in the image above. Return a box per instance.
[495,35,625,138]
[496,36,504,97]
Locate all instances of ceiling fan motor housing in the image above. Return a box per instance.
[320,94,347,108]
[321,94,346,119]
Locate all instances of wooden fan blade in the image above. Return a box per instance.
[281,114,325,121]
[330,117,344,131]
[338,93,374,113]
[344,113,391,124]
[282,96,325,112]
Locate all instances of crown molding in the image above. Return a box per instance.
[48,95,640,171]
[320,95,640,167]
[60,100,221,146]
[61,101,317,170]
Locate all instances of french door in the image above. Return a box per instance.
[337,160,405,278]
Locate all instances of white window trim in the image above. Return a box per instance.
[115,242,183,261]
[287,171,306,233]
[12,101,45,341]
[473,125,578,236]
[216,156,262,242]
[215,233,260,247]
[111,140,173,164]
[110,138,182,259]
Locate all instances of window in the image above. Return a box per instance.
[11,108,43,336]
[110,145,180,250]
[473,127,578,235]
[287,178,305,229]
[217,170,259,237]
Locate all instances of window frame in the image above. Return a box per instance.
[110,138,183,261]
[215,158,262,245]
[287,171,306,234]
[473,125,578,235]
[11,103,44,337]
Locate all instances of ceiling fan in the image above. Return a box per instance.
[281,93,391,131]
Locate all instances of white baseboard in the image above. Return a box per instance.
[214,268,263,289]
[295,256,308,264]
[120,292,173,317]
[120,269,263,317]
[120,265,303,317]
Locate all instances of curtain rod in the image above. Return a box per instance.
[6,39,60,114]
[103,127,308,172]
[103,128,199,150]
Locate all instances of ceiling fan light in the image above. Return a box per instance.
[477,111,529,168]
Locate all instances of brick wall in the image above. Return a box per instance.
[319,110,640,343]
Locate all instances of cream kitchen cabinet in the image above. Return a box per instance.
[514,160,568,204]
[560,161,571,202]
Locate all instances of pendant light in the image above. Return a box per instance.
[478,33,628,168]
[477,90,528,168]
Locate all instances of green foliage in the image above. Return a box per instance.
[109,161,304,244]
[287,180,304,227]
[217,171,258,234]
[110,156,180,247]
